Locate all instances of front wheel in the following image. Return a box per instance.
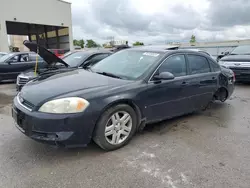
[93,104,137,151]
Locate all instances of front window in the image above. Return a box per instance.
[157,55,187,77]
[231,45,250,55]
[91,50,164,80]
[62,51,89,67]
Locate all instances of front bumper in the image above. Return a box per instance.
[12,97,98,147]
[230,67,250,81]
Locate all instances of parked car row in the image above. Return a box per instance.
[11,41,235,151]
[16,41,112,90]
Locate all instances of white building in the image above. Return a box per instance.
[0,0,73,52]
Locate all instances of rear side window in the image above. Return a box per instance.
[158,55,187,77]
[209,59,221,72]
[187,55,211,74]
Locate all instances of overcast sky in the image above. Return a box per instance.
[68,0,250,45]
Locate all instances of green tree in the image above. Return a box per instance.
[73,39,79,46]
[73,39,84,48]
[190,35,196,44]
[78,39,85,48]
[133,41,144,46]
[86,39,98,48]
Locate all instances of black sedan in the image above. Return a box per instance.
[16,41,112,90]
[12,48,235,151]
[0,52,45,83]
[218,45,250,82]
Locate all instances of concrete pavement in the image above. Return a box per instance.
[0,83,250,188]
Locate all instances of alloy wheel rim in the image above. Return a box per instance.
[105,111,132,145]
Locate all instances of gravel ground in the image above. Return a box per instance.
[0,83,250,188]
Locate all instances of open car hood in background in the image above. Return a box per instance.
[23,40,69,67]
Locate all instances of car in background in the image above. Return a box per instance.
[185,48,217,61]
[0,52,7,58]
[111,45,130,53]
[12,47,235,151]
[0,52,45,83]
[16,41,112,90]
[218,45,250,82]
[48,49,70,58]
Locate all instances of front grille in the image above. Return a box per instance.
[230,68,250,75]
[17,76,30,85]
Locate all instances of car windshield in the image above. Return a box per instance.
[91,50,164,80]
[0,53,14,62]
[62,51,89,67]
[231,45,250,55]
[0,53,7,58]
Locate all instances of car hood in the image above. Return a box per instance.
[19,67,76,80]
[220,54,250,62]
[19,70,132,107]
[23,40,69,67]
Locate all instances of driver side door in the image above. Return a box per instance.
[144,54,191,122]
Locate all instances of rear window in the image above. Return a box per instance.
[187,55,211,74]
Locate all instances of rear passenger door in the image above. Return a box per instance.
[186,54,218,110]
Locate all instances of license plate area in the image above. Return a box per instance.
[12,108,25,133]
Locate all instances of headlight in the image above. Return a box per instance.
[39,97,89,114]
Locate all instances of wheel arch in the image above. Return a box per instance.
[96,99,143,130]
[214,86,229,101]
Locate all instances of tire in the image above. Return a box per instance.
[93,104,138,151]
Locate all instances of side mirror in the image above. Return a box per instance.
[153,72,175,81]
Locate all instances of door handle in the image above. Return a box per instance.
[181,81,189,86]
[212,77,216,80]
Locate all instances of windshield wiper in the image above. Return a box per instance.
[96,71,122,79]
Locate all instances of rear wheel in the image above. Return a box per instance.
[215,88,228,102]
[93,104,137,151]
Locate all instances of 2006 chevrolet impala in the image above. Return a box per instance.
[12,47,235,151]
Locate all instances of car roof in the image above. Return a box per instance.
[126,47,213,57]
[71,49,112,55]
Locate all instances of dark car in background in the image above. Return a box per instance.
[12,47,235,151]
[0,52,45,83]
[218,45,250,82]
[111,45,130,53]
[16,41,112,90]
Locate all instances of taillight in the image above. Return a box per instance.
[233,72,236,82]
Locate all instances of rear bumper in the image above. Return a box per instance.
[12,97,98,147]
